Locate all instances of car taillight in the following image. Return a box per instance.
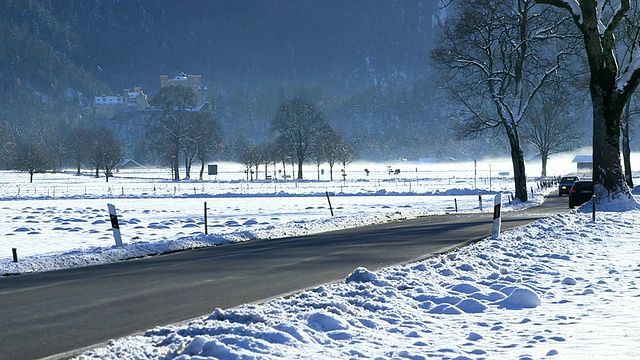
[571,189,577,193]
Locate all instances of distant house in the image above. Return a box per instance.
[115,159,144,170]
[572,155,593,174]
[94,87,149,119]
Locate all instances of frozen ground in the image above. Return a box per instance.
[2,155,640,359]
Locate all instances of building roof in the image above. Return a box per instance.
[572,155,593,163]
[115,159,144,169]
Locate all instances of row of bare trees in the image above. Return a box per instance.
[433,0,640,205]
[12,125,123,183]
[240,98,357,181]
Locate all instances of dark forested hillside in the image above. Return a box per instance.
[51,0,437,95]
[0,0,498,163]
[0,0,108,130]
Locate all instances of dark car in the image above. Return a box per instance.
[558,175,579,196]
[569,180,594,208]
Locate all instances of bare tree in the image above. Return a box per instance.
[270,135,295,180]
[536,0,640,204]
[194,111,222,181]
[312,128,340,180]
[89,127,124,182]
[432,0,576,201]
[66,127,92,175]
[255,142,276,180]
[13,137,49,183]
[323,132,349,181]
[336,140,358,179]
[240,143,260,181]
[151,86,197,181]
[521,86,583,177]
[271,99,330,180]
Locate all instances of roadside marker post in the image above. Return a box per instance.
[491,193,502,240]
[107,203,123,246]
[325,191,334,217]
[12,248,18,262]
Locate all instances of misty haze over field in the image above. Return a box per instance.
[0,0,610,166]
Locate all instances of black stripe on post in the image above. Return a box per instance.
[109,214,120,229]
[493,203,501,220]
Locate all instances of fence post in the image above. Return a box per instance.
[478,191,483,211]
[12,248,18,263]
[592,195,596,222]
[107,203,123,246]
[491,193,502,240]
[454,198,458,213]
[204,201,208,235]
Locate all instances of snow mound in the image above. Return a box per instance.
[307,311,350,332]
[345,267,377,283]
[496,288,541,309]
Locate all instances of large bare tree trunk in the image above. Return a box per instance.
[173,157,180,182]
[541,149,548,178]
[585,14,630,202]
[297,159,303,180]
[592,100,628,199]
[507,127,528,202]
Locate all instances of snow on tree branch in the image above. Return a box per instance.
[536,0,583,23]
[617,45,640,91]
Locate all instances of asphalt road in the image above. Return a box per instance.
[0,194,568,360]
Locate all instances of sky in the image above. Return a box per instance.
[1,156,640,359]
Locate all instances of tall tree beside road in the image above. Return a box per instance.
[536,0,640,205]
[432,0,575,201]
[271,99,330,180]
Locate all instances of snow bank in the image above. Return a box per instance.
[77,210,640,359]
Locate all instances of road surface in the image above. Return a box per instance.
[0,194,567,359]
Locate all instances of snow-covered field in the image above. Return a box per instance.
[2,155,640,359]
[0,159,529,275]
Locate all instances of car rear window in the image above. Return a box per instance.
[562,176,578,182]
[573,182,593,190]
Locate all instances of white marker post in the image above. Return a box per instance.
[491,193,502,240]
[107,203,123,246]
